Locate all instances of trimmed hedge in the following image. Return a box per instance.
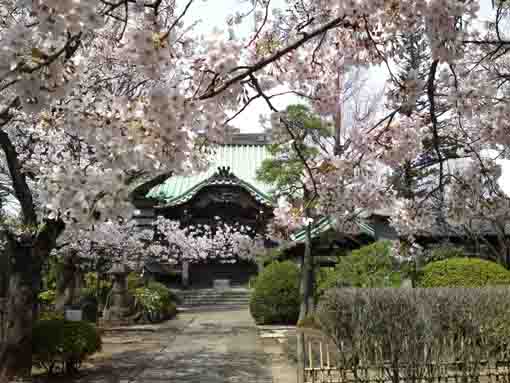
[32,319,102,374]
[419,257,510,287]
[249,261,300,325]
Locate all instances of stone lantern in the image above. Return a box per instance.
[102,262,135,324]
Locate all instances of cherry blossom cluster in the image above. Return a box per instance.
[151,216,264,263]
[54,219,153,271]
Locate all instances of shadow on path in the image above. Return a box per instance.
[64,310,274,383]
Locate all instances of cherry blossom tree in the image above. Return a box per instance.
[54,220,152,290]
[1,0,510,379]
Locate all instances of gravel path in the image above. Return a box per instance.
[75,310,276,383]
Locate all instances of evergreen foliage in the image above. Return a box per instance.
[250,261,300,325]
[419,257,510,287]
[256,104,331,198]
[32,319,102,374]
[133,281,177,323]
[317,241,401,295]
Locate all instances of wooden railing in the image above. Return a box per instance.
[302,336,510,383]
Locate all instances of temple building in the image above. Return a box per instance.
[131,133,510,289]
[131,133,276,288]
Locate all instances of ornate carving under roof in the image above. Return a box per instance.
[147,143,275,208]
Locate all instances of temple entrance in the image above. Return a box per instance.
[188,260,258,288]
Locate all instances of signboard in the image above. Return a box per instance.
[65,309,83,322]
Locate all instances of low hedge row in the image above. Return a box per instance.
[318,288,510,366]
[32,319,102,374]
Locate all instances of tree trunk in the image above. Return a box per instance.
[0,241,41,382]
[298,222,313,322]
[0,220,64,382]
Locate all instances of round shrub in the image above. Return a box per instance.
[32,319,102,374]
[134,281,177,323]
[419,257,510,287]
[250,261,300,325]
[317,241,401,295]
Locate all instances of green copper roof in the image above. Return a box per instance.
[147,144,275,206]
[290,216,376,242]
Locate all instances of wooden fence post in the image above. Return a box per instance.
[297,330,306,383]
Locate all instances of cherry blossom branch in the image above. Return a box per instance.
[199,15,353,100]
[246,0,271,48]
[160,0,195,41]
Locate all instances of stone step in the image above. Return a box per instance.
[174,288,252,309]
[180,298,251,303]
[181,298,250,302]
[177,304,250,312]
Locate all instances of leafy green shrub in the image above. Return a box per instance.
[83,272,112,305]
[127,272,144,291]
[419,257,510,287]
[147,281,181,305]
[317,241,401,295]
[32,319,102,374]
[250,261,300,325]
[134,281,177,322]
[38,290,56,305]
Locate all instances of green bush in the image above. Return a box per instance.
[317,241,401,295]
[147,281,181,305]
[250,261,300,325]
[38,290,56,305]
[127,272,144,291]
[32,319,102,374]
[83,272,112,305]
[419,257,510,287]
[134,281,177,323]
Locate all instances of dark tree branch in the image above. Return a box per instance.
[0,126,36,226]
[199,15,354,100]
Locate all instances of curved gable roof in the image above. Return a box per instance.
[147,144,275,207]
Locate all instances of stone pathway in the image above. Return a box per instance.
[75,309,283,383]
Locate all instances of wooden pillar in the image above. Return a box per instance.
[297,330,306,383]
[182,261,190,288]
